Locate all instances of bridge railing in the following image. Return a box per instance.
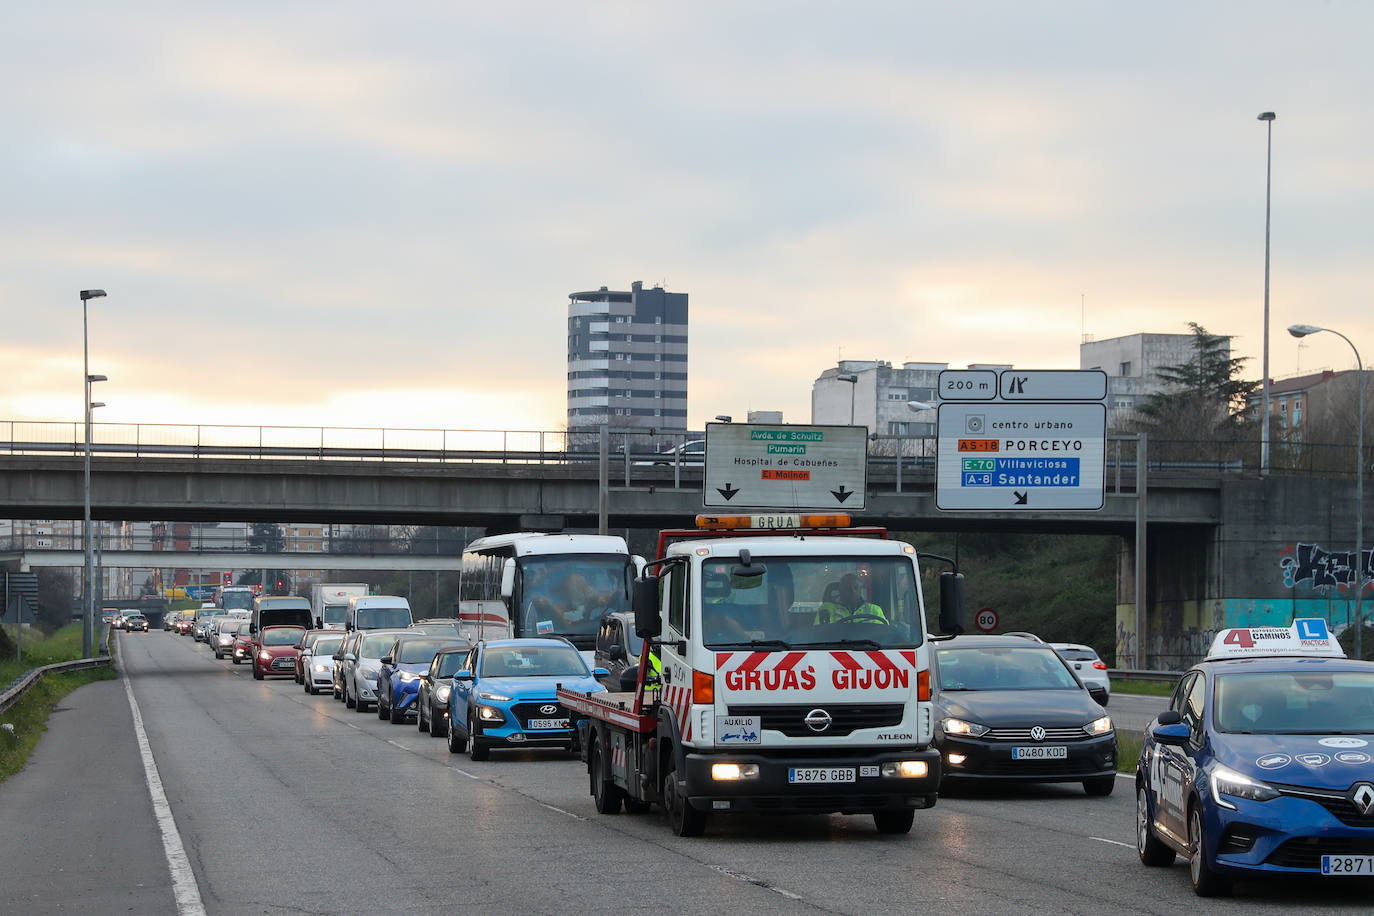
[4,420,1361,492]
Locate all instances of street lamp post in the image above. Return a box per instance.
[1259,111,1276,474]
[1288,323,1365,658]
[837,374,858,425]
[80,288,106,659]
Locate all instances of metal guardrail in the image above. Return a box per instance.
[0,627,112,714]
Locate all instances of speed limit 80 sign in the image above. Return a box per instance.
[975,608,999,633]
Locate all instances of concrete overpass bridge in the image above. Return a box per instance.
[1,433,1368,670]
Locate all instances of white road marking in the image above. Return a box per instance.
[123,672,207,916]
[1091,836,1135,849]
[453,768,480,779]
[386,740,407,750]
[707,863,803,900]
[539,802,586,820]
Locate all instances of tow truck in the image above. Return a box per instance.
[558,513,963,836]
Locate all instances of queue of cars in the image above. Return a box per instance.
[146,597,1374,896]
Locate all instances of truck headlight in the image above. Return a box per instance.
[940,717,989,738]
[881,761,929,778]
[1209,764,1278,809]
[711,763,760,781]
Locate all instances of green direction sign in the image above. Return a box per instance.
[705,423,867,510]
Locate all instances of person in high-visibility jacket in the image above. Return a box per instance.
[644,647,661,686]
[815,573,888,625]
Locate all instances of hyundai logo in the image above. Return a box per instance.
[1352,783,1374,817]
[539,704,559,716]
[1030,726,1047,742]
[803,708,833,733]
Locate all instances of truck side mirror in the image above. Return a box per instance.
[938,572,964,636]
[633,576,661,639]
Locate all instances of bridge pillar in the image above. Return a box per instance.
[1117,475,1372,669]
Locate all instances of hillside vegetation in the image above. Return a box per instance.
[902,531,1119,663]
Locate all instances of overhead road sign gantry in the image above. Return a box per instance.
[939,368,1108,402]
[703,423,868,511]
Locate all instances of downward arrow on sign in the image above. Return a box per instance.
[831,485,853,503]
[717,483,739,501]
[1013,491,1028,505]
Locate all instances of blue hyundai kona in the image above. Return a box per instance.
[446,638,608,760]
[1136,619,1374,896]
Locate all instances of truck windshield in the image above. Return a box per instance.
[700,555,923,650]
[323,605,347,626]
[358,607,411,630]
[222,591,253,612]
[515,555,633,649]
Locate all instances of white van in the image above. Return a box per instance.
[345,595,413,632]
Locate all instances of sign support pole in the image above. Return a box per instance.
[1135,433,1148,669]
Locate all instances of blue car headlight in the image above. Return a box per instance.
[1209,764,1279,810]
[398,671,420,683]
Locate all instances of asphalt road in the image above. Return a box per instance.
[4,632,1370,915]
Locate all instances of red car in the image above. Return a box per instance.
[231,629,255,665]
[252,625,306,680]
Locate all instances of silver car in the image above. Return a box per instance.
[211,618,249,659]
[340,629,412,713]
[1049,642,1110,704]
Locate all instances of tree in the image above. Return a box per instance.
[35,568,76,631]
[1125,323,1260,462]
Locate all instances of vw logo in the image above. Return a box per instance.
[1030,726,1046,742]
[803,708,833,733]
[538,704,558,716]
[1351,783,1374,817]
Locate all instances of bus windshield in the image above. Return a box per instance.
[516,555,633,648]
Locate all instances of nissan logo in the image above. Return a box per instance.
[804,708,833,733]
[1352,783,1374,817]
[1030,726,1047,742]
[539,704,558,716]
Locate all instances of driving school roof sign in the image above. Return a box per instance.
[935,369,1107,511]
[703,423,867,511]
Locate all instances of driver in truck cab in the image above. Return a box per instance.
[815,573,888,625]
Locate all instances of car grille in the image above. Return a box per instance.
[983,727,1090,741]
[1266,837,1374,870]
[727,704,905,738]
[510,701,567,727]
[1272,783,1374,828]
[974,758,1103,777]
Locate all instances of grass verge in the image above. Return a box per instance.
[1116,731,1144,774]
[1110,678,1175,697]
[0,666,117,785]
[0,624,93,686]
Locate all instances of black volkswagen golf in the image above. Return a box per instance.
[932,635,1117,796]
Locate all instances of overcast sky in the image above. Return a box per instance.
[3,2,1371,434]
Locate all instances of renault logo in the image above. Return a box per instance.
[539,704,558,716]
[1030,726,1047,742]
[1352,783,1374,817]
[804,709,833,733]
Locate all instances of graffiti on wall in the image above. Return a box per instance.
[1280,542,1373,591]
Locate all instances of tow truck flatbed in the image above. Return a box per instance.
[559,687,657,733]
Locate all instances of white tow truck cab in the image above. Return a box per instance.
[559,514,964,837]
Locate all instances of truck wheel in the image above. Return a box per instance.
[873,809,915,834]
[590,735,624,815]
[663,757,705,837]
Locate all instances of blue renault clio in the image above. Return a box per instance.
[1136,619,1374,896]
[446,638,608,761]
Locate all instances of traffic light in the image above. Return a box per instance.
[222,572,232,586]
[276,579,284,591]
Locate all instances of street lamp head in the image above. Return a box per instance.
[1257,111,1276,121]
[907,401,935,411]
[80,289,107,300]
[714,415,733,423]
[1287,324,1324,338]
[837,374,858,384]
[87,374,108,383]
[89,401,105,410]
